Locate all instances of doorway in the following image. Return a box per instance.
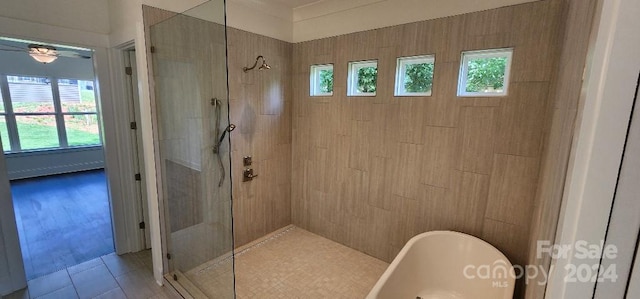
[0,36,114,280]
[11,170,113,280]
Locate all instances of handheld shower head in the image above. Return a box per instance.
[216,124,236,148]
[243,55,271,72]
[226,124,236,132]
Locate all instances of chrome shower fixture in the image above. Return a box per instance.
[218,124,236,146]
[213,123,236,154]
[243,55,271,72]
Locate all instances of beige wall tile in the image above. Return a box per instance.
[453,172,490,236]
[390,143,424,199]
[495,82,549,157]
[227,28,293,247]
[421,126,461,188]
[486,154,540,226]
[461,107,497,174]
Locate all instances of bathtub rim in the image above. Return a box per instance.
[366,230,514,298]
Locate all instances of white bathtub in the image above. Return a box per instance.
[367,231,515,299]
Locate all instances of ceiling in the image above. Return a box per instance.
[272,0,322,8]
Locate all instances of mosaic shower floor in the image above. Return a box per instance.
[185,225,389,298]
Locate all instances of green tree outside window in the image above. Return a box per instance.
[357,67,377,93]
[404,63,434,93]
[319,69,333,93]
[465,57,507,93]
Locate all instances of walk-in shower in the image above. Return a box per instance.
[147,0,235,297]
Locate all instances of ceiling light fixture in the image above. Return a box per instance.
[28,44,58,64]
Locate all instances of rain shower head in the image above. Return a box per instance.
[243,55,271,72]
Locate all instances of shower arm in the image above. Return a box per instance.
[243,55,270,72]
[243,56,264,72]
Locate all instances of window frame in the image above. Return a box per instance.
[395,55,436,97]
[347,60,378,97]
[0,74,101,153]
[457,48,513,97]
[310,64,334,97]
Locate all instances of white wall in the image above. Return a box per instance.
[593,68,640,298]
[0,0,110,35]
[0,138,26,296]
[5,148,105,180]
[108,0,209,47]
[546,0,640,297]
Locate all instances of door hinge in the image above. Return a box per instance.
[139,221,145,229]
[135,173,141,181]
[167,253,172,260]
[150,46,156,53]
[130,121,137,130]
[125,66,133,75]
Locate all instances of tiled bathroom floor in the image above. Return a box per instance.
[2,250,180,299]
[186,226,389,298]
[6,226,389,299]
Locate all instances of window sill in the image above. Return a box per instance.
[395,93,433,97]
[4,145,103,157]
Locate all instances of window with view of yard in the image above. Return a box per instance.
[0,75,101,153]
[458,48,513,97]
[395,55,435,96]
[310,64,333,96]
[348,60,378,96]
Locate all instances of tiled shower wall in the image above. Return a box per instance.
[227,28,293,247]
[526,0,598,297]
[142,7,293,256]
[291,0,564,274]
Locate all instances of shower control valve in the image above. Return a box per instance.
[243,156,253,166]
[243,168,258,182]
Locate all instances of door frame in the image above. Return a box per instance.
[104,41,151,254]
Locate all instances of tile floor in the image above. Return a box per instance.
[5,226,389,299]
[186,226,389,298]
[2,250,180,299]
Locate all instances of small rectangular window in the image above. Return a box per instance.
[348,60,377,97]
[310,64,333,96]
[395,55,435,96]
[458,48,513,97]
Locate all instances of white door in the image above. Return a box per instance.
[0,139,26,295]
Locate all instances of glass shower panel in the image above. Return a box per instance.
[149,1,234,297]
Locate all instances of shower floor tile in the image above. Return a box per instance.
[186,226,389,298]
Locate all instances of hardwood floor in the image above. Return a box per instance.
[10,170,114,280]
